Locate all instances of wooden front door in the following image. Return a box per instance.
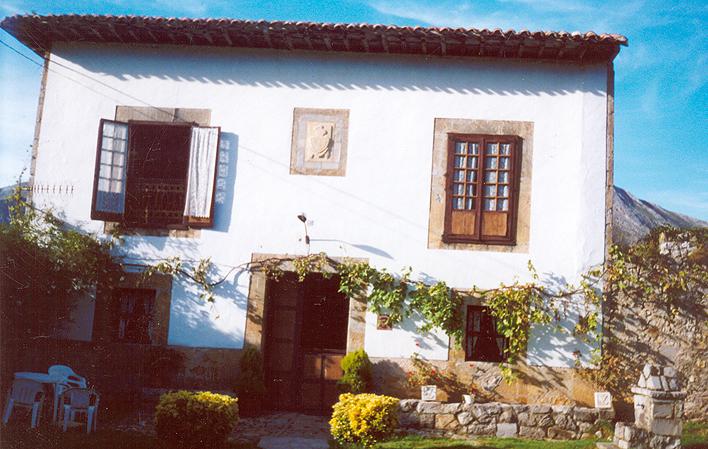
[263,273,349,415]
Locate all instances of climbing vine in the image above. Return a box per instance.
[4,181,704,388]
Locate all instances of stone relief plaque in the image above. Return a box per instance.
[291,108,349,176]
[421,385,437,401]
[594,391,612,408]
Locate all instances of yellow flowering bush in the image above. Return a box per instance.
[154,390,239,448]
[329,393,399,447]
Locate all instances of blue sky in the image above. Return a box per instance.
[0,0,706,219]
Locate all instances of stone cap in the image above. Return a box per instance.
[631,387,686,400]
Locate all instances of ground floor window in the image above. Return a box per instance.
[465,305,507,362]
[116,288,156,344]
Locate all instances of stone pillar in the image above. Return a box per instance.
[611,364,686,449]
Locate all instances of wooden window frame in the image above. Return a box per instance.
[464,305,508,363]
[442,133,521,245]
[91,119,221,230]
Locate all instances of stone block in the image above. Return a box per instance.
[530,404,552,414]
[618,439,631,449]
[457,411,475,426]
[399,399,418,413]
[573,407,598,422]
[517,412,536,426]
[551,405,573,414]
[623,425,634,441]
[439,403,462,414]
[496,423,518,438]
[399,412,434,429]
[467,423,495,436]
[537,414,554,428]
[650,418,682,436]
[477,403,502,415]
[417,401,443,414]
[651,400,674,419]
[553,413,577,430]
[419,413,435,429]
[499,409,516,423]
[547,427,576,440]
[674,402,684,418]
[518,425,546,439]
[577,421,593,432]
[435,414,459,430]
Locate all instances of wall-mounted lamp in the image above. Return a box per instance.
[297,213,310,253]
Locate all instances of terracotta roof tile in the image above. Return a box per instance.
[0,14,627,62]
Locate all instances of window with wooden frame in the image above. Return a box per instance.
[91,119,220,229]
[443,134,521,245]
[116,288,156,344]
[465,305,507,362]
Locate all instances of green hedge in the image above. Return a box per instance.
[154,390,238,448]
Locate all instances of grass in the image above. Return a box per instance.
[1,421,706,449]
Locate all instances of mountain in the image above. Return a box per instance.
[613,185,707,246]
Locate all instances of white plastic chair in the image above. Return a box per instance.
[2,379,45,428]
[48,365,88,422]
[58,388,100,433]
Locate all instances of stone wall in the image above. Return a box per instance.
[397,400,614,440]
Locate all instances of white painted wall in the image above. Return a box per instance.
[32,43,608,366]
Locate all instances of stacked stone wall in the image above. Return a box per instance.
[398,400,614,440]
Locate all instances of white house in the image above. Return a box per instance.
[2,14,625,412]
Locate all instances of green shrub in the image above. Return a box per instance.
[329,393,399,447]
[236,347,266,416]
[338,349,373,394]
[154,390,238,448]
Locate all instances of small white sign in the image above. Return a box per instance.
[421,385,437,401]
[594,391,613,409]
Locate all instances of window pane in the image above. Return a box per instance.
[486,143,498,154]
[114,153,125,166]
[102,137,113,150]
[465,198,474,210]
[483,185,496,197]
[112,166,123,179]
[500,143,511,155]
[453,183,464,195]
[498,185,509,197]
[98,178,110,192]
[454,170,464,182]
[466,184,475,196]
[484,171,497,183]
[498,199,509,211]
[468,156,477,168]
[101,151,112,164]
[499,157,510,169]
[453,198,463,210]
[99,164,111,178]
[484,198,496,211]
[467,143,479,155]
[485,157,497,169]
[466,171,476,182]
[114,139,127,153]
[499,172,509,183]
[111,180,123,193]
[455,142,466,154]
[103,122,115,137]
[114,126,128,139]
[455,156,465,168]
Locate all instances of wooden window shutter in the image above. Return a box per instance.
[182,126,220,228]
[91,119,130,222]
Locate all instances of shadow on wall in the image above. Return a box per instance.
[213,132,238,233]
[167,271,249,349]
[64,45,606,97]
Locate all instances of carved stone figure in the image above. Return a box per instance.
[305,121,334,160]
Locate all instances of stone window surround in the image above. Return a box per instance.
[428,118,533,253]
[93,270,172,346]
[101,105,213,238]
[244,253,366,353]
